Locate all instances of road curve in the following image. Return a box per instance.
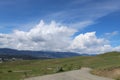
[25,68,113,80]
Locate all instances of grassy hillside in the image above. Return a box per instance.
[0,52,120,80]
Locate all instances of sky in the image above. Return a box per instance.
[0,0,120,54]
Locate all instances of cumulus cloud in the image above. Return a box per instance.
[0,20,120,54]
[0,20,76,51]
[69,32,120,54]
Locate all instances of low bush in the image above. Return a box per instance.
[55,66,64,73]
[8,70,12,73]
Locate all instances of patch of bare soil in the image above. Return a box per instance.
[92,67,120,79]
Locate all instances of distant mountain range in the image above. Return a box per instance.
[0,48,96,60]
[0,48,82,60]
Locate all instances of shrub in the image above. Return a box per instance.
[55,66,64,73]
[8,70,12,73]
[116,78,120,80]
[0,71,3,73]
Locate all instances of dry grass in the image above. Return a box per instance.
[92,66,120,80]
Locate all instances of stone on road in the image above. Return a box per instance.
[25,68,113,80]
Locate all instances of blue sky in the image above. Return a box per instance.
[0,0,120,54]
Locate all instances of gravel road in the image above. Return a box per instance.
[25,68,113,80]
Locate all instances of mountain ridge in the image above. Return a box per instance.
[0,48,83,60]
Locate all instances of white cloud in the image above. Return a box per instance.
[68,32,120,54]
[100,31,119,40]
[0,21,120,54]
[45,0,120,29]
[0,20,76,51]
[105,31,119,37]
[113,46,120,51]
[70,20,94,29]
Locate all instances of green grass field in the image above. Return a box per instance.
[0,52,120,80]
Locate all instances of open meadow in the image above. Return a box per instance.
[0,52,120,80]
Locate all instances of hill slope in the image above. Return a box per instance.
[0,51,119,80]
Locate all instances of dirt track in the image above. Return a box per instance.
[25,68,113,80]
